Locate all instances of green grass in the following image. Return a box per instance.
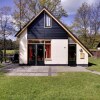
[6,50,15,54]
[0,72,100,100]
[88,57,100,72]
[2,50,18,55]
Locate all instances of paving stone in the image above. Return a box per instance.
[1,63,100,76]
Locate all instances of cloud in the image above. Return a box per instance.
[1,15,18,30]
[61,0,97,15]
[0,15,18,40]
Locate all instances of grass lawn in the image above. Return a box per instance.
[0,72,100,100]
[88,57,100,72]
[2,50,18,55]
[6,50,15,54]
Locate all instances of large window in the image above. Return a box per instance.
[28,40,51,59]
[45,14,52,28]
[45,41,51,59]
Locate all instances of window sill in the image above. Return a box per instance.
[44,26,52,28]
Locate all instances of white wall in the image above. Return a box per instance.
[19,29,27,64]
[45,39,68,64]
[76,44,88,65]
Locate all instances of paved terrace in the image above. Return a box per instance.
[0,63,92,76]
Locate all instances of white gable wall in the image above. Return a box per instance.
[19,29,28,64]
[45,39,68,64]
[76,44,88,65]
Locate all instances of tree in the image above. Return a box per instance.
[0,39,19,50]
[73,3,90,41]
[13,0,67,29]
[89,3,100,48]
[0,6,16,62]
[72,2,100,48]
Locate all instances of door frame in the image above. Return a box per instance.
[28,44,45,65]
[68,44,76,66]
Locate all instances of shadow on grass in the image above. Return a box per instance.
[88,62,96,67]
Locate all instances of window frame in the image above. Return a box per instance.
[28,39,52,60]
[45,41,51,60]
[44,13,52,28]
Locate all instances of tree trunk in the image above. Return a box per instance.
[3,34,6,62]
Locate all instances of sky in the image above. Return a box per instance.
[0,0,98,26]
[61,0,98,25]
[0,0,98,40]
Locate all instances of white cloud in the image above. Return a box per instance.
[61,0,97,15]
[3,15,18,30]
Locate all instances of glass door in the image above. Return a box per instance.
[28,44,44,65]
[37,44,44,65]
[68,44,76,66]
[28,44,36,65]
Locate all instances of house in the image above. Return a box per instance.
[97,42,100,50]
[91,42,100,58]
[15,8,92,66]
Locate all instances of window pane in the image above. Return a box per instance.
[45,14,51,27]
[45,44,51,58]
[47,16,49,26]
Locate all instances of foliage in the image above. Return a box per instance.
[2,50,17,55]
[0,73,100,99]
[72,2,100,49]
[0,39,19,50]
[0,6,17,62]
[14,0,67,29]
[88,57,100,72]
[78,34,100,49]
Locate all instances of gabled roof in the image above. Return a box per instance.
[15,8,93,56]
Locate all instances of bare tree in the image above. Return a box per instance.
[0,7,16,62]
[72,2,100,48]
[89,3,100,47]
[74,3,90,41]
[13,0,67,29]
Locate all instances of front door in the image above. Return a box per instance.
[68,44,76,66]
[28,44,44,65]
[37,44,44,65]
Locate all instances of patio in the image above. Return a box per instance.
[1,63,90,76]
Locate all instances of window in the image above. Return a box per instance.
[45,41,51,59]
[45,14,52,27]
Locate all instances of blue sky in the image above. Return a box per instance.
[0,0,98,25]
[0,0,14,8]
